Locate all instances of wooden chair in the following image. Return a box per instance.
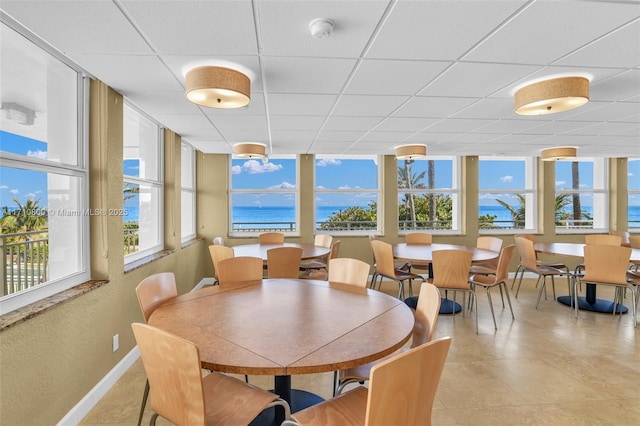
[216,256,264,286]
[208,244,234,285]
[259,232,285,244]
[468,236,503,275]
[511,234,569,289]
[267,247,303,278]
[287,337,452,426]
[134,272,178,426]
[469,245,516,330]
[327,257,370,288]
[574,245,636,327]
[299,234,334,274]
[629,235,640,272]
[131,323,291,425]
[513,237,573,309]
[300,240,341,280]
[370,239,424,299]
[335,282,442,395]
[405,232,433,276]
[431,250,477,332]
[585,234,622,246]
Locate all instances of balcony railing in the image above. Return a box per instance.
[1,230,49,297]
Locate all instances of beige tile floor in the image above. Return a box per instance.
[81,278,640,426]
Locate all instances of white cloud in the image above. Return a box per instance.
[10,189,19,194]
[0,185,7,189]
[629,172,634,177]
[500,175,513,183]
[269,181,296,189]
[240,159,283,174]
[231,165,242,174]
[315,185,326,190]
[556,180,566,186]
[338,185,351,190]
[26,149,47,159]
[26,193,36,198]
[317,158,341,167]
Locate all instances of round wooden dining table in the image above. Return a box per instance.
[393,243,500,314]
[232,242,330,260]
[148,278,414,425]
[535,242,640,313]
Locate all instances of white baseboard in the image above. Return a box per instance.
[58,347,140,426]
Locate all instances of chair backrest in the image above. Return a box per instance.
[431,250,472,290]
[366,337,452,426]
[583,244,631,285]
[630,235,640,249]
[493,244,516,284]
[217,256,264,286]
[132,323,206,425]
[514,236,539,271]
[585,234,622,246]
[259,232,285,244]
[370,239,397,277]
[314,234,333,248]
[411,283,441,348]
[518,233,536,243]
[213,236,225,245]
[329,240,341,259]
[476,236,503,252]
[135,272,178,323]
[406,232,432,245]
[328,258,370,287]
[267,247,303,278]
[209,244,234,279]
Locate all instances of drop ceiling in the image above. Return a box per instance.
[1,0,639,158]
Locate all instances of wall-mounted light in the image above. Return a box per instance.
[185,66,250,109]
[514,76,589,115]
[395,144,427,160]
[541,146,577,161]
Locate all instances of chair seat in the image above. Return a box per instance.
[203,371,282,425]
[537,260,567,269]
[299,259,328,270]
[535,264,569,275]
[292,386,368,425]
[394,269,423,281]
[338,347,409,385]
[469,264,496,275]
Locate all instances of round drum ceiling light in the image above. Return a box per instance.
[514,76,589,115]
[185,66,250,109]
[540,146,577,161]
[394,144,427,160]
[234,143,266,159]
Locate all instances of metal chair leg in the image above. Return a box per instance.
[137,379,149,426]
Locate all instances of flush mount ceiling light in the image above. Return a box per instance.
[309,18,335,39]
[185,66,250,108]
[540,146,577,161]
[234,143,266,159]
[395,144,427,160]
[514,76,589,115]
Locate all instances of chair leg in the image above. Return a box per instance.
[486,287,497,330]
[515,268,528,298]
[550,275,556,300]
[511,264,522,289]
[137,379,149,426]
[502,282,515,320]
[332,371,338,397]
[535,276,546,309]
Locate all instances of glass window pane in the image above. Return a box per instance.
[232,193,297,232]
[123,183,161,255]
[479,160,525,190]
[398,192,453,230]
[123,105,160,181]
[398,159,452,189]
[231,158,296,190]
[316,158,377,189]
[555,161,594,190]
[181,190,195,238]
[478,193,527,229]
[181,144,194,190]
[0,24,79,166]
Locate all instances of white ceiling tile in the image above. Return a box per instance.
[374,117,439,132]
[590,70,640,102]
[268,94,337,116]
[425,118,494,133]
[270,115,325,132]
[262,57,356,94]
[332,95,410,116]
[323,117,384,131]
[393,97,480,119]
[450,98,514,119]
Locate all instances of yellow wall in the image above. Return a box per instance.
[0,80,631,424]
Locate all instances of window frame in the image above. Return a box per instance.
[629,158,640,231]
[477,156,537,235]
[397,155,461,235]
[122,102,164,263]
[554,157,608,234]
[180,142,196,243]
[0,15,90,314]
[314,155,382,236]
[228,155,299,237]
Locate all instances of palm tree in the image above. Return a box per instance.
[398,160,426,228]
[0,197,48,239]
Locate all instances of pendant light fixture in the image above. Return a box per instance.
[395,144,427,160]
[540,146,577,161]
[234,143,266,159]
[514,76,589,115]
[185,66,250,108]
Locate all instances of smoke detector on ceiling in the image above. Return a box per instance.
[309,18,335,39]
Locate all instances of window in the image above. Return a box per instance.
[629,158,640,230]
[478,157,536,233]
[181,142,196,242]
[315,156,380,234]
[0,19,89,313]
[397,157,459,233]
[230,156,298,236]
[555,158,608,233]
[123,104,163,261]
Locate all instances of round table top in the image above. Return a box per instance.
[232,243,331,260]
[393,243,499,262]
[535,242,640,262]
[148,279,414,375]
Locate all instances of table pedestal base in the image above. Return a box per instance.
[405,296,462,314]
[557,295,628,314]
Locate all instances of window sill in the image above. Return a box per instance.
[181,236,204,249]
[124,249,175,274]
[0,279,109,332]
